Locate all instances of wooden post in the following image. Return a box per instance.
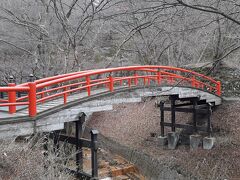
[170,96,176,132]
[192,99,197,133]
[53,131,60,156]
[160,101,165,137]
[207,104,212,137]
[76,112,86,173]
[91,130,99,178]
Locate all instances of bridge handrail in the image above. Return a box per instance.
[16,70,94,87]
[35,66,218,88]
[0,65,221,117]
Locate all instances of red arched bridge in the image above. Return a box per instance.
[0,65,221,119]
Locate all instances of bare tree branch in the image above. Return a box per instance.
[0,39,36,56]
[176,0,240,25]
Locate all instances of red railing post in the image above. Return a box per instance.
[86,76,91,96]
[170,75,174,85]
[209,86,213,92]
[108,74,114,92]
[8,83,16,114]
[157,70,161,85]
[217,81,221,96]
[191,76,196,87]
[64,87,68,104]
[28,82,37,117]
[148,77,151,85]
[143,77,147,85]
[134,72,138,86]
[195,82,199,88]
[128,78,131,88]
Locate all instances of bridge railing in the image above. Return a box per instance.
[0,66,221,117]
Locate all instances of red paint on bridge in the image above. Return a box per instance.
[0,66,221,117]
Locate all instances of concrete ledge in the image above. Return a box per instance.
[203,137,216,150]
[167,132,179,150]
[190,135,202,150]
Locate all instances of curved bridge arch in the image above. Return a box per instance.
[0,65,221,119]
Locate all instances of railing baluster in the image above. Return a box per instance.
[217,81,221,96]
[191,76,196,87]
[64,87,68,104]
[28,82,37,117]
[170,76,174,85]
[128,78,131,88]
[86,76,91,96]
[157,70,161,85]
[167,76,171,84]
[8,83,16,114]
[143,77,147,85]
[108,74,114,92]
[134,72,138,86]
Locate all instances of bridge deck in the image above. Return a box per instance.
[0,88,108,119]
[0,85,222,138]
[0,85,221,120]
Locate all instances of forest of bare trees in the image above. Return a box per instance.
[0,0,239,84]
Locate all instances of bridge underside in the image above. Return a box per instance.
[0,86,221,138]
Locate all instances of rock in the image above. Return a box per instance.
[189,135,202,150]
[158,136,167,146]
[203,137,216,150]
